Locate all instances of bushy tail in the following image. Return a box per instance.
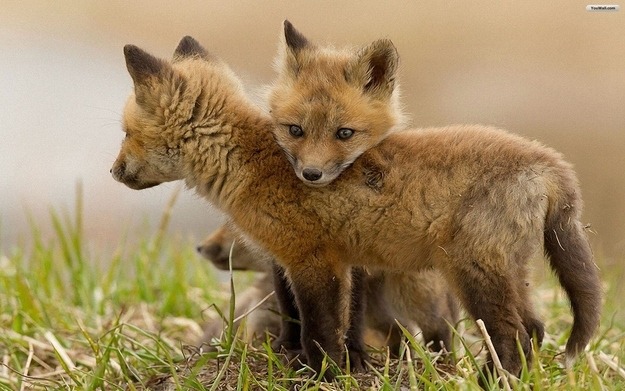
[544,190,602,366]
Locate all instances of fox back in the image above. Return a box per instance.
[268,21,407,186]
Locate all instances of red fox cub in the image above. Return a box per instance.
[111,37,601,379]
[197,225,458,355]
[197,226,281,346]
[268,21,407,187]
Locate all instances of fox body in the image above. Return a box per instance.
[112,37,601,377]
[268,21,407,186]
[198,225,458,353]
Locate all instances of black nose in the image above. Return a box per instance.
[198,243,222,260]
[302,168,322,181]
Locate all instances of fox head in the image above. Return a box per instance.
[269,21,407,187]
[111,37,242,191]
[197,225,269,272]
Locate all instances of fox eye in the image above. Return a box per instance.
[336,128,354,140]
[289,125,304,138]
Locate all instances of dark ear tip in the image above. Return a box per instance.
[283,20,310,51]
[123,44,139,56]
[376,39,398,54]
[179,36,198,46]
[174,36,209,60]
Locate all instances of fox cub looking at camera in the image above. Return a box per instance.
[269,21,407,186]
[111,36,601,379]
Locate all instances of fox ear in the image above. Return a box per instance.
[278,20,312,77]
[124,45,174,106]
[284,20,311,53]
[173,36,212,61]
[348,39,399,99]
[124,44,170,86]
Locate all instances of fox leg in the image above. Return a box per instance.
[445,263,530,379]
[363,274,404,355]
[271,262,302,356]
[287,258,352,377]
[406,271,458,353]
[514,265,545,350]
[380,271,457,354]
[344,267,369,371]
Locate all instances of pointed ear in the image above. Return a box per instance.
[284,20,311,53]
[173,36,212,61]
[278,20,313,77]
[123,44,169,86]
[347,39,399,99]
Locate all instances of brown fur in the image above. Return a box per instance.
[197,225,459,355]
[268,21,407,186]
[111,37,602,378]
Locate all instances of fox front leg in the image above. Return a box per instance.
[288,259,352,378]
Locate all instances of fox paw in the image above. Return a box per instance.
[346,347,369,372]
[271,338,306,368]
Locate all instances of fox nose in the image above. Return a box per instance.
[302,168,323,181]
[197,242,222,260]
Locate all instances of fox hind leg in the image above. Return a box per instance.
[445,261,531,379]
[514,265,545,350]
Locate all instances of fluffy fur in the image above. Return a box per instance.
[111,37,602,378]
[268,21,408,186]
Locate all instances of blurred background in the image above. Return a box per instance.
[1,1,624,266]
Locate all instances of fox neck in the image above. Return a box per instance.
[179,95,278,210]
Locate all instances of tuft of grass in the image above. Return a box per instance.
[1,190,625,390]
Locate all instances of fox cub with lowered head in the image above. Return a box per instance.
[197,226,281,346]
[198,225,458,355]
[269,21,407,186]
[111,36,601,379]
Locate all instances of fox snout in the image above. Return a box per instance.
[110,162,125,182]
[110,158,160,190]
[197,228,268,272]
[296,164,344,187]
[302,167,323,182]
[197,241,232,270]
[110,160,139,188]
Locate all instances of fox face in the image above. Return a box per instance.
[110,46,185,190]
[269,21,407,187]
[111,38,242,192]
[111,100,183,190]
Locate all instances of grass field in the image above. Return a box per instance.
[1,192,624,390]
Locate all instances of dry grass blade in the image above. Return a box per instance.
[476,319,512,391]
[43,331,76,372]
[598,352,625,379]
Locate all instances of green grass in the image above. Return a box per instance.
[1,191,624,390]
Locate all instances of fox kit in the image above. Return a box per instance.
[268,21,407,186]
[198,225,458,354]
[112,37,601,379]
[197,226,281,346]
